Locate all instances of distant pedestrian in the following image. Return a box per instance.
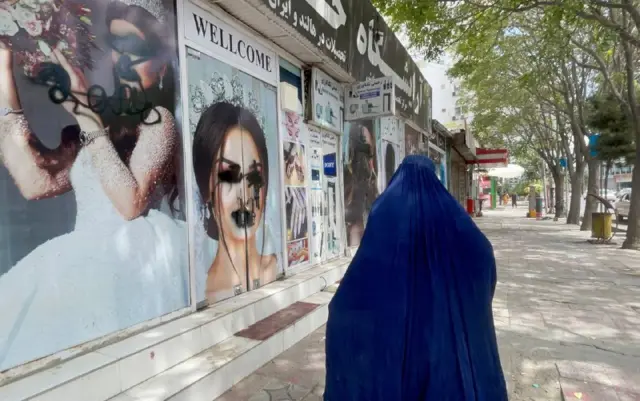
[324,155,508,401]
[511,193,518,208]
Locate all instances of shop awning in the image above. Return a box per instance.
[468,148,508,168]
[452,129,477,162]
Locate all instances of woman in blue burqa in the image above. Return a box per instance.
[324,155,507,401]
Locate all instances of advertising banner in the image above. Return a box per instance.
[343,119,378,248]
[259,0,431,132]
[347,0,429,129]
[308,126,323,265]
[379,117,403,188]
[185,0,277,85]
[309,67,344,134]
[282,110,310,268]
[345,76,394,121]
[186,40,283,304]
[0,0,188,371]
[259,0,350,69]
[322,131,342,259]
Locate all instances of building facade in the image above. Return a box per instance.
[418,54,473,132]
[0,0,434,398]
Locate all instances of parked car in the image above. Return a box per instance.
[616,188,632,198]
[600,189,617,205]
[616,192,631,221]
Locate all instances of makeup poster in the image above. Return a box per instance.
[342,118,378,248]
[186,48,283,305]
[308,126,324,265]
[282,110,310,268]
[0,0,188,371]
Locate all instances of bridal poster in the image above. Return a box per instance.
[186,47,283,305]
[0,0,188,371]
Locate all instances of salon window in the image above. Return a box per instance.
[279,59,303,114]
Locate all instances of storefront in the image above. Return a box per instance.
[0,0,432,386]
[282,66,345,272]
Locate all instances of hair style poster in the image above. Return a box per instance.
[186,48,283,305]
[281,110,310,268]
[342,118,378,248]
[0,0,188,371]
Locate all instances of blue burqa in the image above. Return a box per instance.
[325,155,507,401]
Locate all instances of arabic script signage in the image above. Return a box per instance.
[261,0,350,69]
[344,76,394,121]
[309,67,344,133]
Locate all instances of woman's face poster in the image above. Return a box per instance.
[186,48,283,305]
[342,119,379,248]
[0,0,188,371]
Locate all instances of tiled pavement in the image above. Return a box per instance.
[217,207,640,401]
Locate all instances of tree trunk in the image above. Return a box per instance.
[621,30,640,250]
[552,170,565,218]
[622,163,640,249]
[581,160,600,231]
[567,168,583,225]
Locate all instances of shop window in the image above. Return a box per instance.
[279,59,303,114]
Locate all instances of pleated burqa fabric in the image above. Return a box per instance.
[324,155,507,401]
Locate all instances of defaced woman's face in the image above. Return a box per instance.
[210,126,266,242]
[109,19,166,91]
[361,126,375,173]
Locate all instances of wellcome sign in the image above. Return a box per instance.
[184,0,278,84]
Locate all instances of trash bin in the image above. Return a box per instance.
[535,196,543,219]
[466,198,474,215]
[591,212,613,239]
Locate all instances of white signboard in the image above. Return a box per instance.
[310,68,344,134]
[345,76,395,121]
[184,0,278,85]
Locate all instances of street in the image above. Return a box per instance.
[216,207,640,401]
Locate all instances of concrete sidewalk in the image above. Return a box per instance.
[217,207,640,401]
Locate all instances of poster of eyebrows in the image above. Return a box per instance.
[342,118,379,248]
[0,0,189,371]
[186,48,283,305]
[282,110,310,268]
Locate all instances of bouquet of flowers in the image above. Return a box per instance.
[0,0,98,77]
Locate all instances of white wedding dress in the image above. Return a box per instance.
[0,148,189,371]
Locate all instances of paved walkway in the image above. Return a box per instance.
[217,207,640,401]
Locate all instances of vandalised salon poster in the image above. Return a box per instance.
[185,41,283,303]
[260,0,350,69]
[343,118,378,248]
[282,110,310,268]
[0,0,188,371]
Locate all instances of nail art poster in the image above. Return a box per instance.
[282,110,310,268]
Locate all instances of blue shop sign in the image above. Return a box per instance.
[323,153,337,177]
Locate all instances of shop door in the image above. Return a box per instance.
[322,132,342,260]
[186,47,283,306]
[309,129,325,265]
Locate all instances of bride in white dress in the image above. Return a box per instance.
[0,0,188,371]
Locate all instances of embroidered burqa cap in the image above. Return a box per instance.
[324,155,508,401]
